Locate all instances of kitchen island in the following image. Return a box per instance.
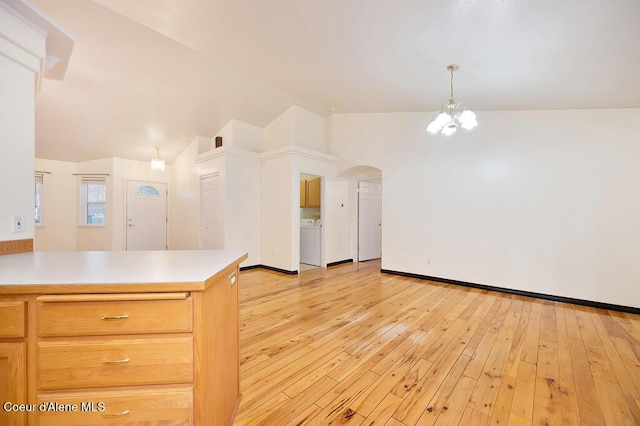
[0,250,247,426]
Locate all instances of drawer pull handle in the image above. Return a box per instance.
[101,409,130,419]
[100,314,129,321]
[101,358,130,366]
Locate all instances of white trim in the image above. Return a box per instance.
[78,176,106,227]
[200,171,220,180]
[1,0,74,80]
[34,172,43,227]
[197,144,338,165]
[196,146,261,163]
[260,145,338,163]
[0,1,48,37]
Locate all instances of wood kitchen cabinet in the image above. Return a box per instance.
[35,293,195,424]
[300,177,321,208]
[0,300,28,426]
[0,250,246,426]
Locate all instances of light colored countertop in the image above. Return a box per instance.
[0,250,247,294]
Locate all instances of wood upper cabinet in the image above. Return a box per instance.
[300,178,321,208]
[300,180,306,207]
[0,300,27,426]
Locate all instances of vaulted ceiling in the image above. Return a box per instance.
[30,0,640,163]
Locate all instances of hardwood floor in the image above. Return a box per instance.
[235,260,640,425]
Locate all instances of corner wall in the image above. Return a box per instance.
[34,159,77,250]
[34,157,171,251]
[329,109,640,308]
[171,138,203,250]
[0,6,44,243]
[170,136,261,267]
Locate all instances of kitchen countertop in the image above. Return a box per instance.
[0,250,248,294]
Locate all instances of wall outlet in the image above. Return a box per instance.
[13,216,25,232]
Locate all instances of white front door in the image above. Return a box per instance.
[201,174,222,249]
[358,181,382,261]
[126,181,167,250]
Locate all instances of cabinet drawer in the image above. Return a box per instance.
[0,301,26,338]
[37,293,192,337]
[38,336,193,390]
[37,386,193,425]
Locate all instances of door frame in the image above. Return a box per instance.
[200,172,222,250]
[298,172,324,268]
[125,180,168,251]
[355,178,382,262]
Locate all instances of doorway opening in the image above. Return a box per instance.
[299,173,322,271]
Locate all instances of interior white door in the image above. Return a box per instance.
[126,181,167,250]
[358,181,382,261]
[201,174,222,249]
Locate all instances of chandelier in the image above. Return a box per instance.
[426,64,478,135]
[151,146,165,171]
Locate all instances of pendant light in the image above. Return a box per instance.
[151,146,165,171]
[427,64,478,135]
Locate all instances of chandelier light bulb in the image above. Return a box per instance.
[459,110,476,123]
[442,123,457,136]
[427,121,441,134]
[461,119,478,130]
[436,112,452,126]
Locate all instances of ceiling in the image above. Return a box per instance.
[30,0,640,163]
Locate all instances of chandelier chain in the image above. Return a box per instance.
[450,68,454,101]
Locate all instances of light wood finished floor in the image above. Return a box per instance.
[235,260,640,425]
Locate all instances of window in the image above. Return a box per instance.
[135,185,160,196]
[80,177,106,225]
[35,174,43,226]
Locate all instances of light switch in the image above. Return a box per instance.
[13,216,25,232]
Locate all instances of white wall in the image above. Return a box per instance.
[261,150,294,269]
[172,108,333,270]
[33,157,170,251]
[263,106,328,153]
[171,138,206,249]
[294,149,338,267]
[171,136,260,266]
[0,56,35,242]
[213,122,234,152]
[34,159,77,250]
[293,106,328,153]
[225,154,261,266]
[260,146,341,271]
[329,109,640,308]
[324,178,351,264]
[264,107,296,151]
[0,7,44,243]
[260,106,333,270]
[221,119,264,152]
